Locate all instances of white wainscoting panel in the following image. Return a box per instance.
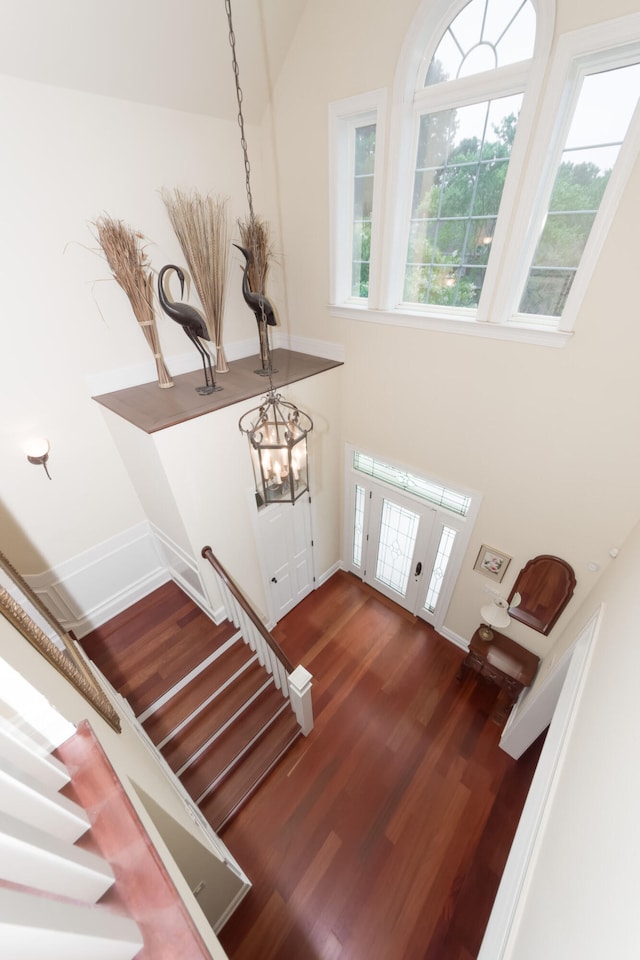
[25,522,224,638]
[26,523,169,638]
[150,523,223,622]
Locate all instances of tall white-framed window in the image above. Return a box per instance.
[329,2,640,347]
[498,24,640,332]
[329,89,387,306]
[400,0,535,315]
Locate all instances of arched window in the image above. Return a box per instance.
[329,1,640,345]
[403,0,536,312]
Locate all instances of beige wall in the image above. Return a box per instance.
[1,1,639,950]
[0,72,268,574]
[498,514,640,958]
[270,0,640,656]
[2,0,640,653]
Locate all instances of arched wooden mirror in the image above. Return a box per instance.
[508,555,576,636]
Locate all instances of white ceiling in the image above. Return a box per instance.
[0,0,307,122]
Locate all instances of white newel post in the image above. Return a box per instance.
[288,665,314,735]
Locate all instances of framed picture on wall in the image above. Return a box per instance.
[474,544,511,583]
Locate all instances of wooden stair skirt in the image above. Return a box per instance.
[139,631,301,832]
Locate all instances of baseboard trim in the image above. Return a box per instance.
[437,626,468,651]
[272,330,345,363]
[317,561,342,586]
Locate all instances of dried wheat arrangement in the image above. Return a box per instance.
[93,215,173,388]
[162,188,231,373]
[237,214,274,295]
[238,214,276,372]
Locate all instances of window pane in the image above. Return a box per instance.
[520,62,640,317]
[352,484,366,567]
[353,451,471,516]
[351,260,370,299]
[352,220,371,261]
[351,122,376,299]
[426,0,535,86]
[489,0,536,67]
[355,123,376,175]
[405,95,522,308]
[353,172,374,220]
[532,212,597,268]
[519,268,575,316]
[375,500,420,597]
[424,526,457,613]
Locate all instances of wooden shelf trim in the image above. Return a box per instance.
[92,349,343,434]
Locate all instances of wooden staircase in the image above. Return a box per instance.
[79,581,305,834]
[138,629,301,832]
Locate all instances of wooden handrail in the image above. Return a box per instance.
[201,546,295,674]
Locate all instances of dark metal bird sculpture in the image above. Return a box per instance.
[233,244,278,376]
[157,264,221,395]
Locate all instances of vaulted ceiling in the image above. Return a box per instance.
[0,0,307,121]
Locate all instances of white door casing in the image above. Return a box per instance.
[344,446,479,630]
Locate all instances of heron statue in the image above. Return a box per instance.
[233,244,277,375]
[157,264,221,395]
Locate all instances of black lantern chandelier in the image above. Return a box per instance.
[227,0,314,506]
[239,392,313,506]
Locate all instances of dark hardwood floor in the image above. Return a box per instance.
[219,573,543,960]
[81,573,543,960]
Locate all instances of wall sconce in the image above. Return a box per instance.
[24,437,51,480]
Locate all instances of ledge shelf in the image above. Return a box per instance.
[93,349,343,435]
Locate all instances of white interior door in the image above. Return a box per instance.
[255,498,314,623]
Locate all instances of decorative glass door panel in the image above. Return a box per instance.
[423,525,457,614]
[359,484,436,613]
[375,499,420,597]
[352,484,366,569]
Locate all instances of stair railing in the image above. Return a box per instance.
[201,546,313,735]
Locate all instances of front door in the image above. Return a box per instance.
[363,482,437,614]
[255,498,314,623]
[346,457,472,629]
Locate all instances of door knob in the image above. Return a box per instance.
[414,561,422,576]
[271,576,278,583]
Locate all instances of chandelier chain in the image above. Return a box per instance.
[225,0,255,224]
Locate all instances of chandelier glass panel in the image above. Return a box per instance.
[239,393,313,506]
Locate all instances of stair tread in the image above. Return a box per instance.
[142,639,254,745]
[199,708,301,832]
[79,584,238,714]
[179,683,289,798]
[161,658,272,771]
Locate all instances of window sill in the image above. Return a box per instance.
[329,303,573,349]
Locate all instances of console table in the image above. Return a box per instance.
[457,627,540,725]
